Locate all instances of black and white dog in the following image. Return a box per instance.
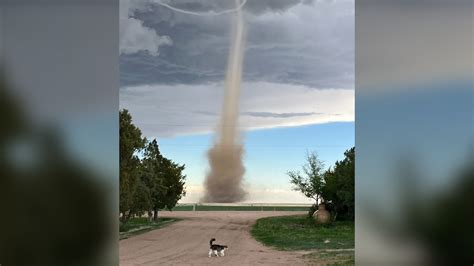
[208,238,228,257]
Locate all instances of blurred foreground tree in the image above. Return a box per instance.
[365,149,473,265]
[0,66,109,265]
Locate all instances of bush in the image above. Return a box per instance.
[119,222,127,232]
[308,204,318,218]
[308,203,344,225]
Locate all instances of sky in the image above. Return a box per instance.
[119,0,355,203]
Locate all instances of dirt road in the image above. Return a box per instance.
[119,211,308,265]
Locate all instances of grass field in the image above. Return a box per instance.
[251,215,354,265]
[171,205,309,212]
[119,217,179,240]
[303,250,355,265]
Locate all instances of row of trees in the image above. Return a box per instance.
[288,147,355,221]
[120,109,186,223]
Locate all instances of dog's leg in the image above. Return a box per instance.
[221,250,225,257]
[213,250,218,257]
[208,249,212,257]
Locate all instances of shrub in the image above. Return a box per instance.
[308,204,318,218]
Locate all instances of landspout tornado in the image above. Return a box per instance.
[202,0,247,203]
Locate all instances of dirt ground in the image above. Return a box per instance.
[119,211,310,265]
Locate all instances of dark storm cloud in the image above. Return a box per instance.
[120,0,353,89]
[155,0,315,15]
[244,0,313,14]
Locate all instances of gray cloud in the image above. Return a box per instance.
[242,111,321,118]
[194,110,218,116]
[244,0,313,14]
[154,0,314,15]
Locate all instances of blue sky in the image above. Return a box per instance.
[158,122,354,202]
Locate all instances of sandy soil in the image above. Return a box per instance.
[119,211,309,265]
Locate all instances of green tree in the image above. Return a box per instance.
[153,157,186,220]
[141,139,167,221]
[119,109,145,222]
[322,147,355,220]
[119,110,187,223]
[288,152,326,205]
[129,179,152,218]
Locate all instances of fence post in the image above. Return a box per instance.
[193,203,196,212]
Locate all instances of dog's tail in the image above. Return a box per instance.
[210,238,216,246]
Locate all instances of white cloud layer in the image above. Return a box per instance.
[120,81,354,138]
[120,0,172,56]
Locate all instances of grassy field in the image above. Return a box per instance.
[119,217,179,240]
[303,250,355,265]
[251,215,354,265]
[171,205,309,212]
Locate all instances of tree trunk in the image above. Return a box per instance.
[148,210,153,222]
[153,209,159,222]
